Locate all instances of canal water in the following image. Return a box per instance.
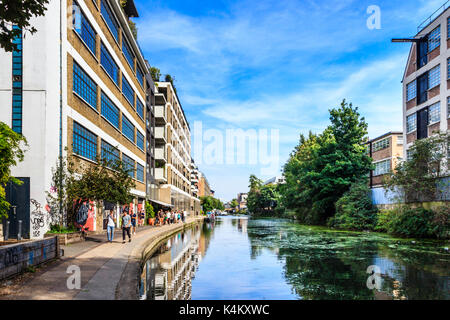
[139,216,450,300]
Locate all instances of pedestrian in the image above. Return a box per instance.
[131,210,137,235]
[107,210,116,243]
[122,210,132,243]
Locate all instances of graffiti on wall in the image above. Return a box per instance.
[30,199,50,238]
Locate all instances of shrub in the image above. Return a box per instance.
[328,181,377,231]
[390,207,434,238]
[430,205,450,239]
[145,202,155,219]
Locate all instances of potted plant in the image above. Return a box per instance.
[146,202,155,225]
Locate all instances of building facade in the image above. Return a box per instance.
[237,193,248,211]
[366,132,404,188]
[0,0,151,238]
[197,171,213,198]
[402,6,450,160]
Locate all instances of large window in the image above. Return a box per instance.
[73,1,96,54]
[122,75,134,106]
[428,102,440,124]
[136,66,144,88]
[448,97,450,118]
[12,26,23,134]
[122,153,135,178]
[136,163,144,182]
[101,139,120,165]
[372,137,390,152]
[100,42,119,85]
[448,58,450,79]
[406,80,416,101]
[122,35,134,68]
[407,113,417,133]
[100,0,118,41]
[73,61,97,109]
[428,65,440,89]
[73,122,98,161]
[373,159,391,176]
[136,98,144,119]
[101,92,119,128]
[428,26,441,52]
[122,115,135,142]
[136,130,144,150]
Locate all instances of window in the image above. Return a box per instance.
[136,98,144,119]
[136,130,144,150]
[73,61,97,109]
[428,102,440,124]
[101,139,120,165]
[136,163,144,182]
[100,0,118,41]
[122,75,134,106]
[122,35,134,68]
[428,65,440,89]
[372,137,390,152]
[448,97,450,118]
[122,115,135,142]
[406,80,416,101]
[100,42,119,85]
[101,92,119,128]
[397,135,404,145]
[136,67,144,88]
[11,26,22,134]
[122,153,135,178]
[373,159,391,176]
[428,26,440,52]
[417,73,428,104]
[73,122,97,161]
[407,113,417,133]
[448,58,450,79]
[407,149,414,161]
[73,1,96,54]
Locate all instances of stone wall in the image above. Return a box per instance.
[0,237,59,281]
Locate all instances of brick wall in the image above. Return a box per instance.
[0,237,59,280]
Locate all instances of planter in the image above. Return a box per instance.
[148,218,155,226]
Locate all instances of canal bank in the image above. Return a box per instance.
[0,216,204,300]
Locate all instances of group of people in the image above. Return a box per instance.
[154,209,186,226]
[105,207,187,244]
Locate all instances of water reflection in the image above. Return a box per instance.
[139,217,450,300]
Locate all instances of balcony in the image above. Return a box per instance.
[155,167,167,182]
[155,126,167,143]
[155,146,167,162]
[155,105,167,125]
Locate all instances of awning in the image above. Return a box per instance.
[149,199,174,208]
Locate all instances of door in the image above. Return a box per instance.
[3,177,30,239]
[417,108,429,140]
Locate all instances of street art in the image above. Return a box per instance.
[73,199,95,232]
[30,199,49,238]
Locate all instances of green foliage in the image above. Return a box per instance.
[165,74,177,94]
[151,67,161,82]
[0,0,49,52]
[247,175,282,216]
[384,132,449,203]
[200,196,223,212]
[0,122,28,219]
[375,205,449,239]
[146,202,155,219]
[48,223,77,234]
[281,100,372,224]
[128,20,137,39]
[328,180,378,231]
[230,198,238,208]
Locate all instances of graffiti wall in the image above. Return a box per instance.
[30,198,50,239]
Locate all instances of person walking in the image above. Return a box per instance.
[131,210,137,235]
[107,211,116,243]
[122,211,132,243]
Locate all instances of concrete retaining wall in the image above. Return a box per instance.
[0,237,59,280]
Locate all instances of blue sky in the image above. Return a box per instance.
[134,0,445,201]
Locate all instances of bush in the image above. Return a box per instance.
[430,205,450,239]
[145,202,155,219]
[48,223,77,234]
[328,181,377,231]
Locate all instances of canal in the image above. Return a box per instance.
[139,216,450,300]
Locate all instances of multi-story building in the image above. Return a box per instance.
[237,193,248,211]
[263,176,286,186]
[0,0,151,238]
[402,5,450,160]
[190,160,201,215]
[197,171,213,198]
[152,80,196,213]
[366,132,404,188]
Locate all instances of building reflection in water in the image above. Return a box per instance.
[139,223,213,300]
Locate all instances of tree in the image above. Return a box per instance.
[384,132,449,203]
[165,74,177,94]
[150,67,161,82]
[200,196,223,212]
[281,100,372,224]
[0,0,49,52]
[247,175,281,216]
[230,198,239,209]
[128,20,137,39]
[146,202,155,219]
[0,122,28,219]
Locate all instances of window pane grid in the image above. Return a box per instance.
[122,75,134,106]
[136,131,144,150]
[428,65,440,89]
[136,67,144,88]
[73,122,98,161]
[136,163,144,182]
[373,159,391,176]
[73,2,96,54]
[101,139,120,165]
[428,102,440,124]
[100,43,119,85]
[11,26,22,134]
[122,37,134,68]
[406,80,416,101]
[407,113,417,133]
[122,153,135,178]
[100,0,118,41]
[101,92,119,128]
[122,115,135,142]
[73,62,97,109]
[428,26,440,52]
[372,137,390,152]
[136,98,144,119]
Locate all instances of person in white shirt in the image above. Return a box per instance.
[106,211,116,243]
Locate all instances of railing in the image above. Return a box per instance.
[417,0,450,32]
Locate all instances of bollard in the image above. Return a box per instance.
[4,221,10,241]
[18,220,22,241]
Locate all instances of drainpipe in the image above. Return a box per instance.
[59,0,63,225]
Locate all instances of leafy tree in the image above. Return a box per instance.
[165,74,177,94]
[128,20,137,39]
[200,196,223,212]
[247,175,281,216]
[150,67,161,82]
[384,132,449,203]
[230,198,239,209]
[146,202,155,219]
[281,100,372,224]
[0,0,49,52]
[0,122,27,219]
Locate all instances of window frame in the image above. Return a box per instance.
[73,61,98,110]
[406,113,417,133]
[122,114,135,143]
[72,1,97,56]
[428,101,441,125]
[122,153,135,178]
[73,121,98,162]
[406,80,417,102]
[428,64,441,90]
[101,139,120,166]
[100,0,119,42]
[122,74,135,106]
[101,92,120,129]
[100,42,119,85]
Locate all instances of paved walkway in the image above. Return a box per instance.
[2,217,202,300]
